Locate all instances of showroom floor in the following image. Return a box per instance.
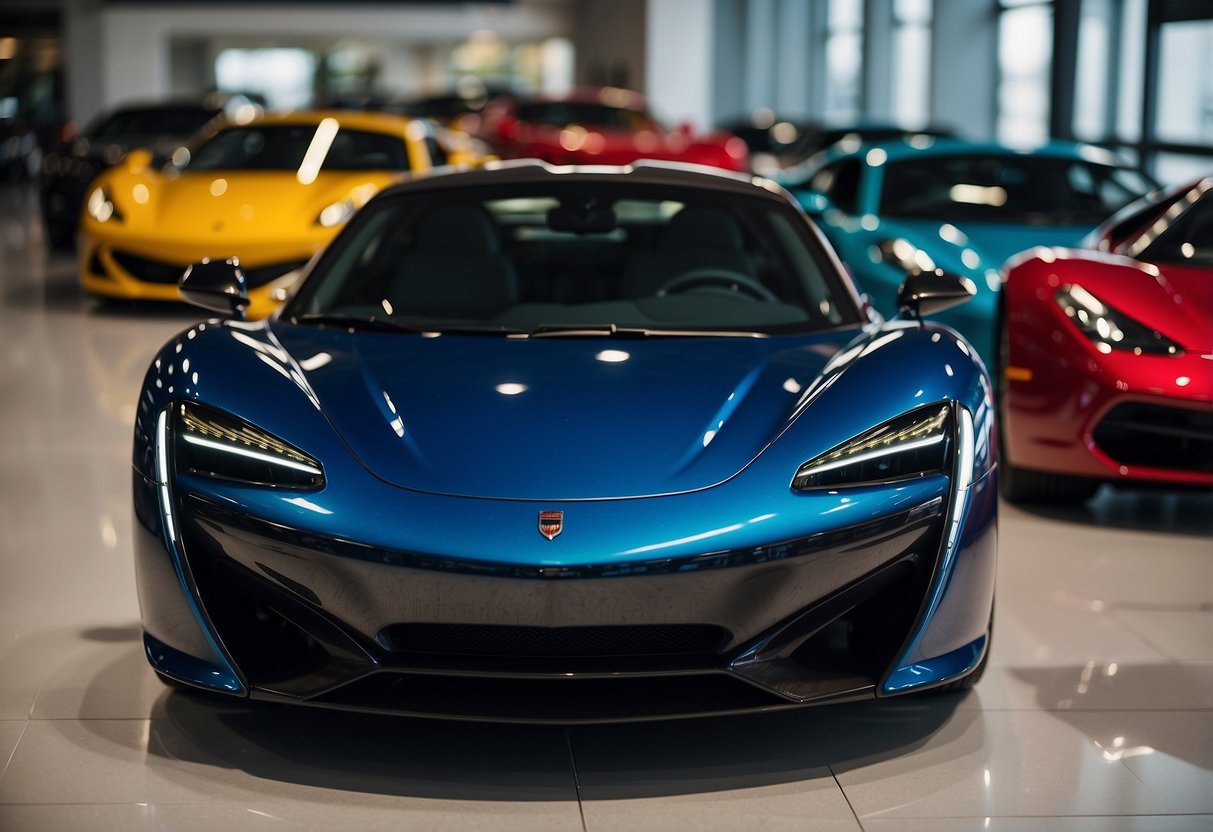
[0,180,1210,832]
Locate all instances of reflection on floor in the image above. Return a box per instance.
[1,182,1210,831]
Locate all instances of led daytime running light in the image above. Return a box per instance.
[180,433,322,476]
[793,405,951,490]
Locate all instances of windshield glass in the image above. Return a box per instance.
[91,107,219,139]
[880,155,1154,224]
[184,123,410,172]
[1132,188,1213,267]
[516,102,661,132]
[287,182,861,335]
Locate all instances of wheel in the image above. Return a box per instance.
[656,268,777,302]
[996,303,1099,505]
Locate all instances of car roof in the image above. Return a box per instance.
[224,110,417,134]
[374,158,792,202]
[827,136,1126,166]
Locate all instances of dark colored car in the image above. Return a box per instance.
[39,97,253,249]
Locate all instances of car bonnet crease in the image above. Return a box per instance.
[274,324,855,501]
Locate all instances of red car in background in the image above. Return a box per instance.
[478,87,749,172]
[999,177,1213,503]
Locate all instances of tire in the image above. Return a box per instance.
[44,219,75,251]
[1000,462,1100,505]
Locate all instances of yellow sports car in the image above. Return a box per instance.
[79,110,475,318]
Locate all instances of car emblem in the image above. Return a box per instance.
[538,510,563,540]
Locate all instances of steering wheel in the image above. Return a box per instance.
[655,268,777,302]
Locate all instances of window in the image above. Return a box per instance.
[997,1,1053,146]
[892,0,933,129]
[825,0,864,122]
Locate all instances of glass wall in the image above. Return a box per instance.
[997,0,1053,146]
[892,0,933,128]
[824,0,864,121]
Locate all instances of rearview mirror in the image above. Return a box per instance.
[897,269,976,319]
[179,258,249,318]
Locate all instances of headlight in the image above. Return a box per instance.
[792,405,952,490]
[1055,285,1181,356]
[86,185,122,223]
[173,401,324,489]
[872,238,936,272]
[317,198,356,228]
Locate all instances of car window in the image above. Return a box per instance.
[516,102,661,132]
[288,182,861,335]
[91,107,219,139]
[1132,189,1213,266]
[879,155,1153,224]
[809,159,862,214]
[184,124,411,172]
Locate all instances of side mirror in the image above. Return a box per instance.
[897,268,976,319]
[179,258,249,318]
[124,147,153,173]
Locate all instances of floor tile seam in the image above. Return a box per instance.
[855,812,1213,819]
[560,727,588,832]
[1106,610,1199,664]
[0,720,28,786]
[971,706,1213,712]
[828,764,866,831]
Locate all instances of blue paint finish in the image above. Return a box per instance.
[143,632,244,693]
[882,633,987,693]
[132,259,998,710]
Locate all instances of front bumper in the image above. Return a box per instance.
[133,438,997,722]
[79,235,313,319]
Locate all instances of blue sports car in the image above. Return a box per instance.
[779,138,1155,366]
[133,161,997,722]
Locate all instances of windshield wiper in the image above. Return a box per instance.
[290,314,429,334]
[528,324,766,339]
[528,324,654,338]
[293,315,527,337]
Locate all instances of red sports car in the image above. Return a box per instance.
[999,177,1213,503]
[478,88,749,172]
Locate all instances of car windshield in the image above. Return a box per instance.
[286,182,861,335]
[91,107,219,139]
[880,155,1154,224]
[1130,189,1213,267]
[184,123,411,172]
[516,102,661,132]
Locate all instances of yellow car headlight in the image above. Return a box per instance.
[86,186,123,223]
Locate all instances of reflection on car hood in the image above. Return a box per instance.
[894,218,1093,267]
[274,325,853,500]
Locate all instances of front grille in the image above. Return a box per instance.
[112,250,185,284]
[1093,402,1213,473]
[241,259,308,288]
[379,623,730,658]
[112,250,306,288]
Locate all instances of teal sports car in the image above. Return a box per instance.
[779,138,1156,365]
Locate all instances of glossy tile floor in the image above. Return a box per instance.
[0,181,1210,832]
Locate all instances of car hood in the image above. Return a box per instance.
[273,325,856,500]
[1043,252,1213,350]
[123,171,397,241]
